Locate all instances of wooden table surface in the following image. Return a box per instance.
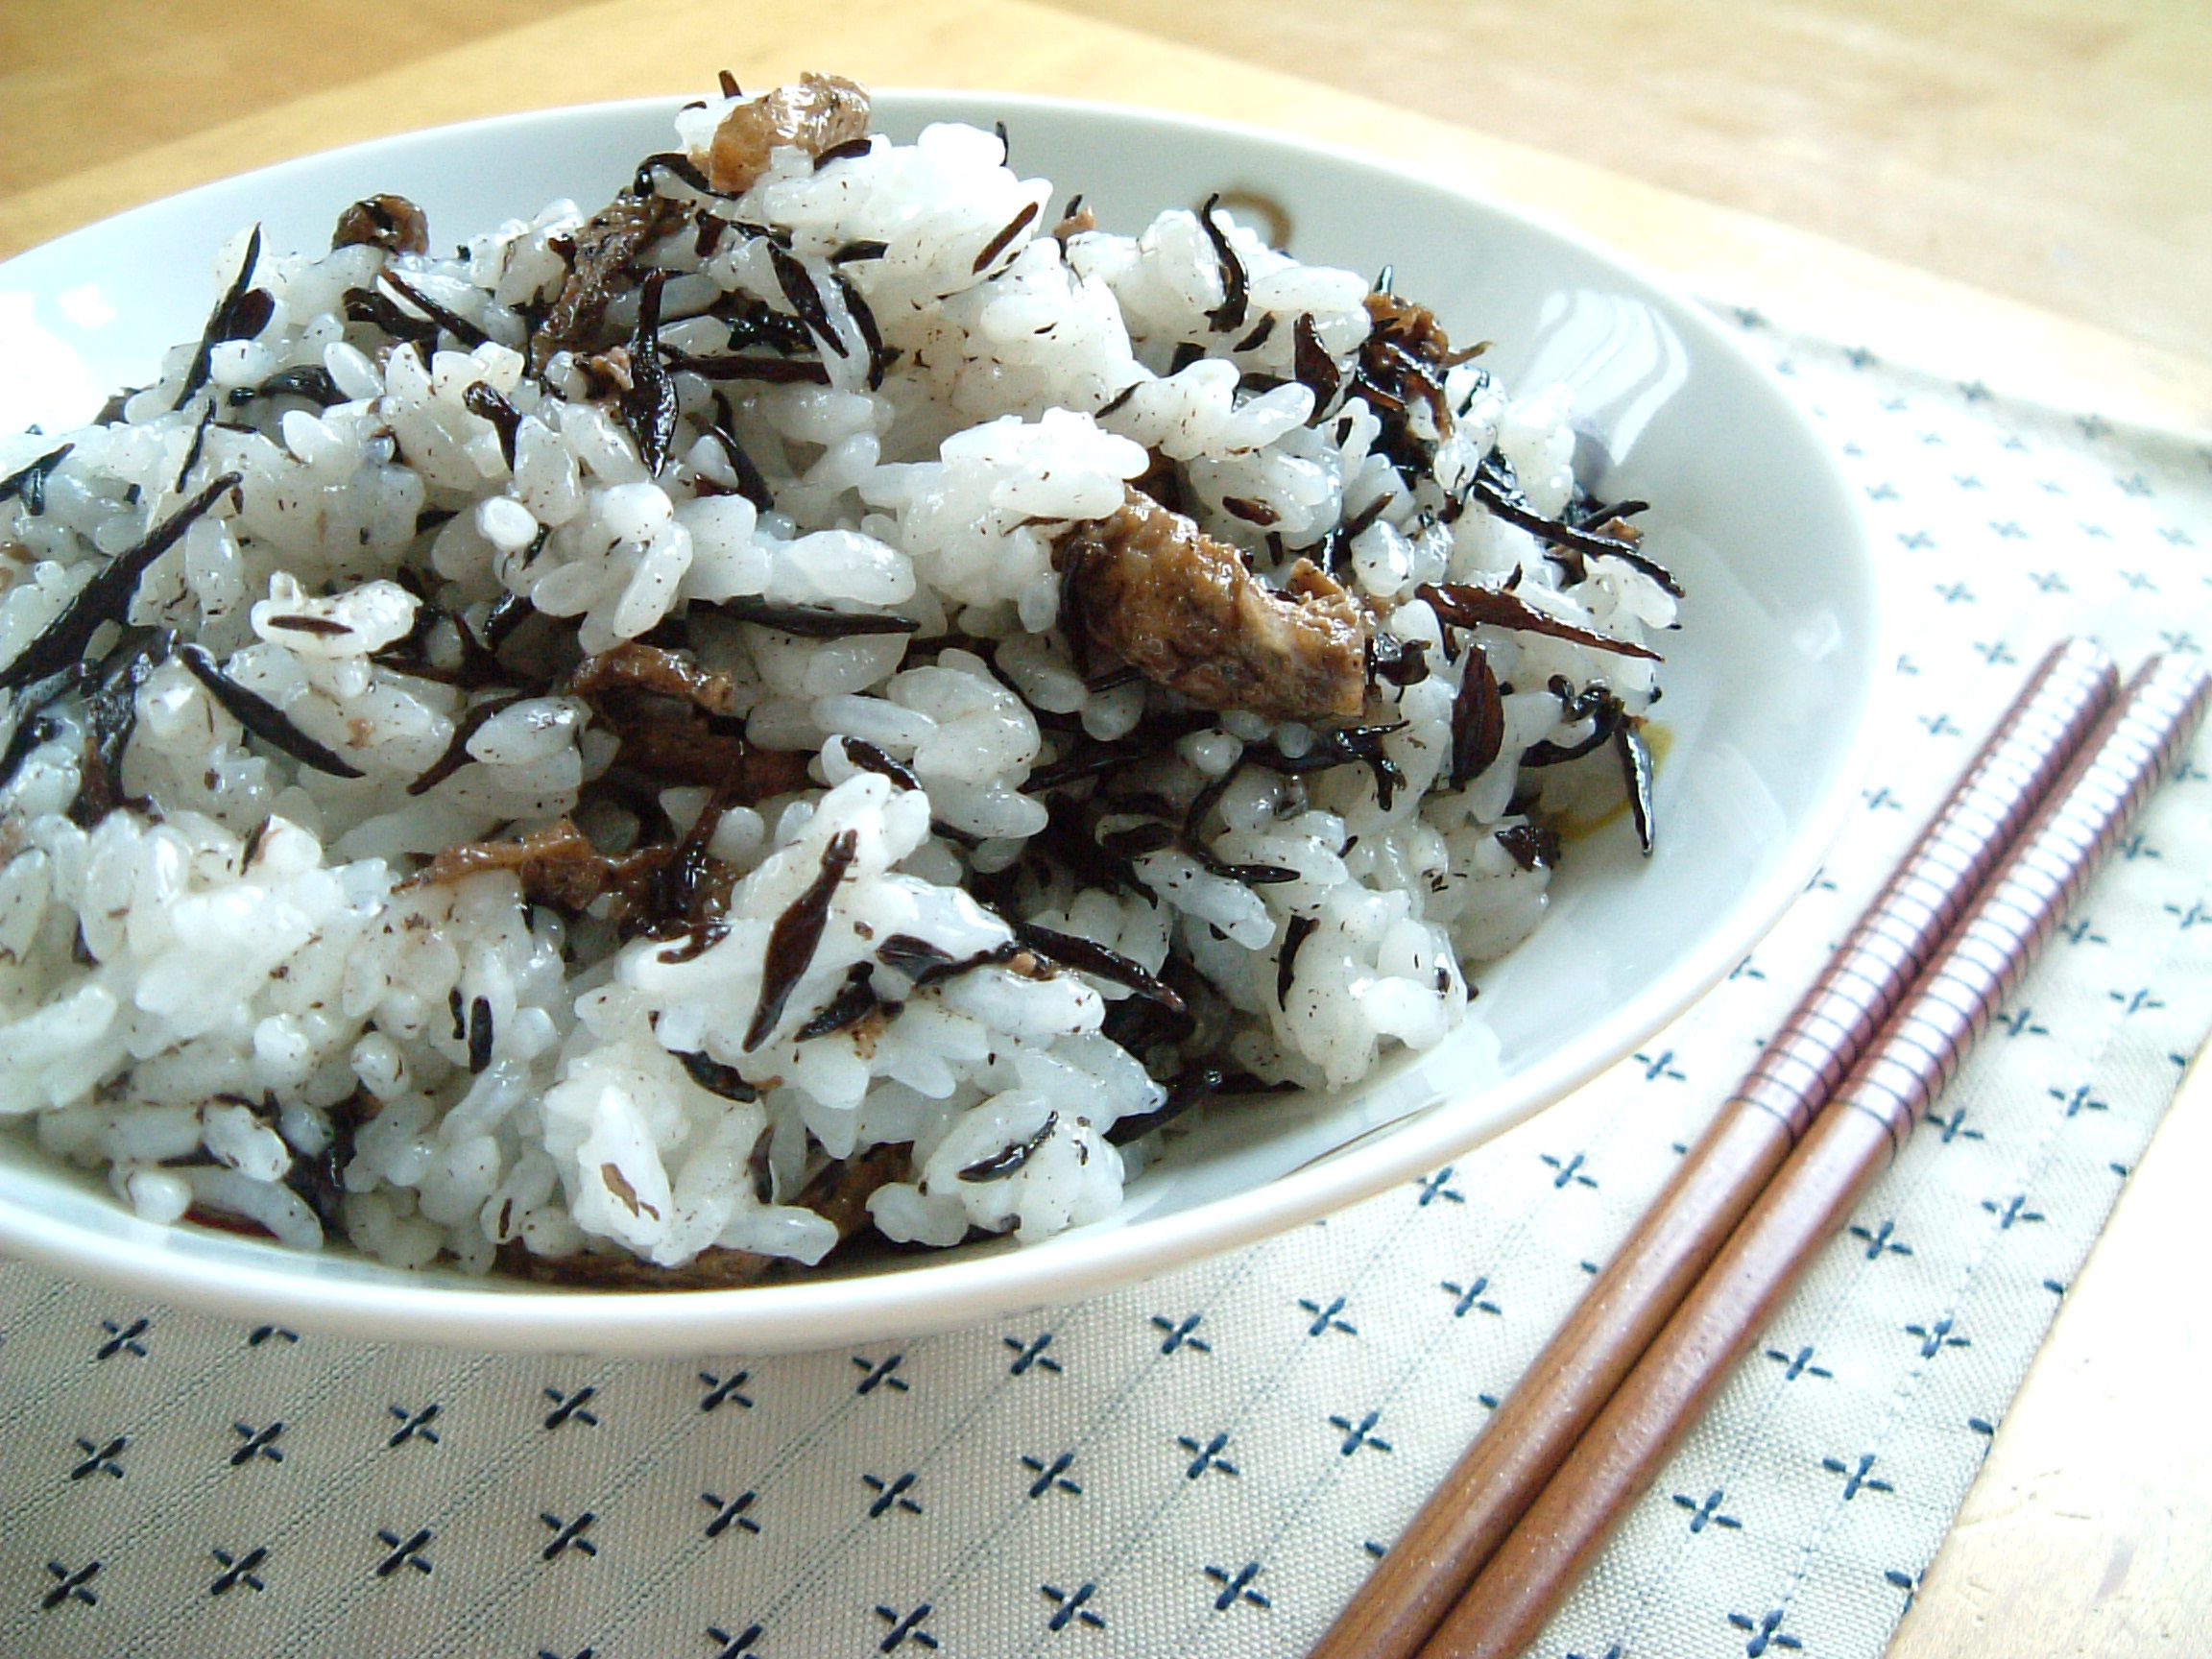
[4,2,2209,1652]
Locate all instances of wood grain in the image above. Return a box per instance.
[1043,0,2212,368]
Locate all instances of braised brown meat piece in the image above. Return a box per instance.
[331,193,430,257]
[1056,487,1368,723]
[565,642,811,793]
[565,640,740,714]
[701,72,872,195]
[415,819,628,909]
[533,194,685,370]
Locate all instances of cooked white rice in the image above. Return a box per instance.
[0,78,1675,1281]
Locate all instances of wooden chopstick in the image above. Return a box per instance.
[1412,651,2212,1659]
[1309,637,2121,1659]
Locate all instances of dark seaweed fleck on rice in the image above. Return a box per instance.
[1277,914,1318,1010]
[1094,380,1141,420]
[795,963,887,1041]
[1418,581,1663,662]
[173,227,272,409]
[767,242,847,359]
[831,269,894,391]
[0,710,60,798]
[1494,821,1561,871]
[957,1111,1058,1182]
[838,735,921,792]
[814,135,876,171]
[1518,678,1624,767]
[1448,641,1504,789]
[1105,1067,1221,1146]
[678,1047,760,1101]
[1369,628,1431,689]
[1016,922,1185,1013]
[228,362,347,411]
[1197,195,1249,333]
[972,200,1039,276]
[716,596,918,638]
[467,996,494,1074]
[179,642,366,780]
[1233,314,1276,353]
[1,444,72,514]
[461,381,524,470]
[1292,314,1340,424]
[375,269,490,349]
[661,347,831,386]
[70,628,169,824]
[1464,464,1682,596]
[1616,719,1656,854]
[0,471,240,694]
[746,828,858,1050]
[407,693,524,796]
[618,270,681,474]
[704,402,777,512]
[876,932,1024,990]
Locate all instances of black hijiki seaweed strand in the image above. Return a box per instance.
[1104,1066,1223,1147]
[1463,464,1682,597]
[957,1111,1058,1183]
[406,693,526,797]
[1616,718,1656,854]
[677,1047,760,1102]
[661,348,831,386]
[461,382,524,471]
[705,397,778,512]
[972,201,1039,276]
[1447,641,1504,789]
[1276,914,1318,1011]
[1,444,72,515]
[173,227,272,411]
[179,643,366,780]
[227,364,347,412]
[1197,195,1250,333]
[1518,677,1625,768]
[744,828,859,1050]
[1015,922,1186,1015]
[793,963,888,1041]
[0,472,242,695]
[375,269,492,349]
[1292,314,1341,425]
[831,270,894,391]
[617,269,681,475]
[467,996,495,1074]
[837,735,921,793]
[171,403,217,494]
[767,243,848,360]
[714,596,919,638]
[875,933,1024,991]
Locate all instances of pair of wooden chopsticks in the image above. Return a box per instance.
[1311,638,2212,1659]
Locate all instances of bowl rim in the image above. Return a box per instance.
[0,88,1885,1353]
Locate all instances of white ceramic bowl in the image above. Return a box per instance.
[0,93,1879,1353]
